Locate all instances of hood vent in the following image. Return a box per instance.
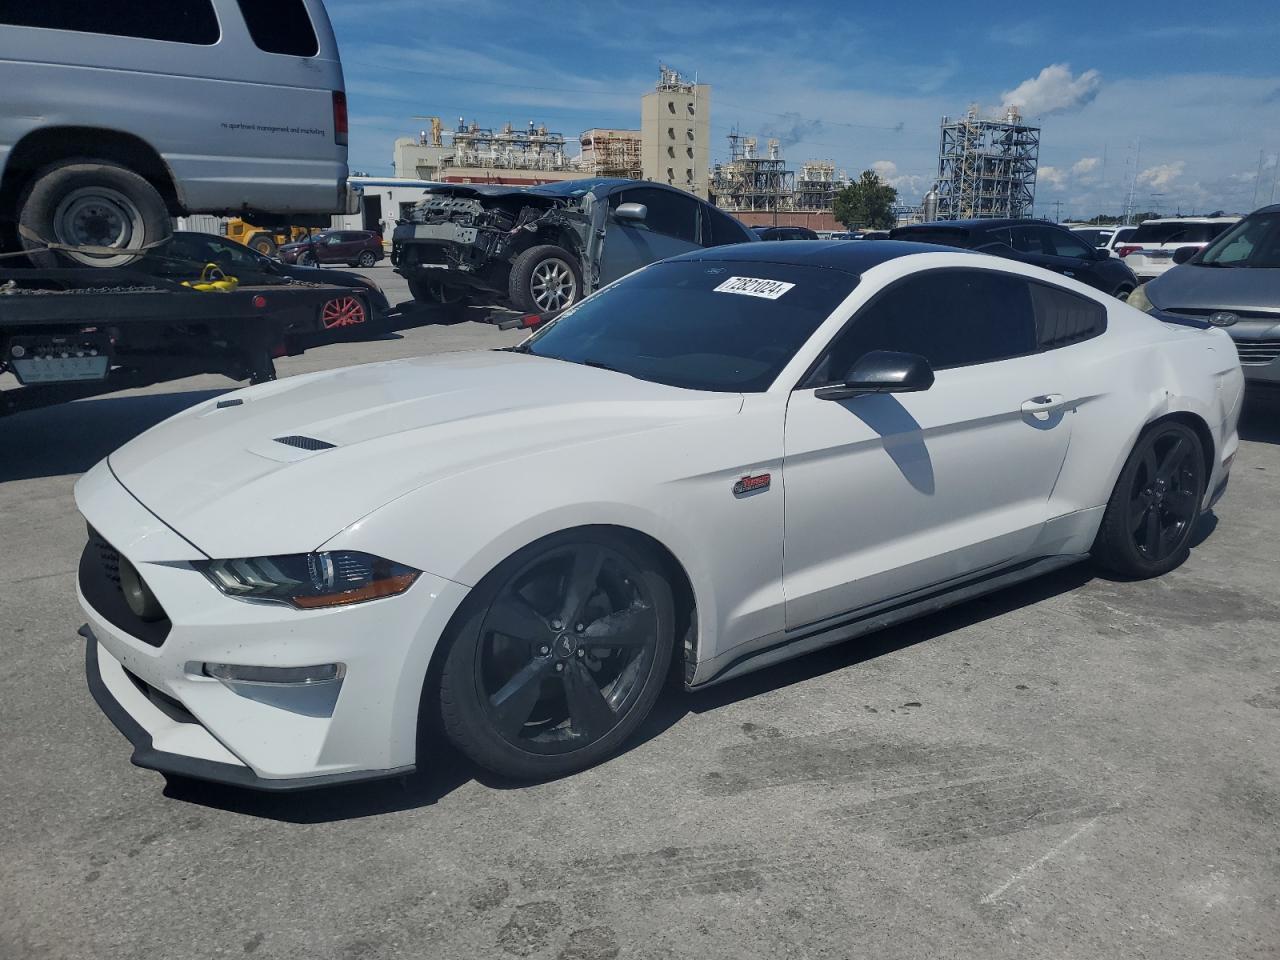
[274,435,336,452]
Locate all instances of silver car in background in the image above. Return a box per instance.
[0,0,350,267]
[1131,204,1280,386]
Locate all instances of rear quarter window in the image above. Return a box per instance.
[0,1,220,44]
[234,0,319,56]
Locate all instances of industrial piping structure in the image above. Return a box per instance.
[934,106,1040,219]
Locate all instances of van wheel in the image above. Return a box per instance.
[509,245,582,314]
[18,160,171,268]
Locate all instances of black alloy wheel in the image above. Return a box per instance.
[1094,421,1206,578]
[438,531,674,779]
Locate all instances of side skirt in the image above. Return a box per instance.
[690,554,1087,689]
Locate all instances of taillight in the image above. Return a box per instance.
[333,91,348,146]
[1116,245,1142,258]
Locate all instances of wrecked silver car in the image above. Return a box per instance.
[391,178,754,314]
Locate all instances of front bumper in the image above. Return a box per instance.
[83,626,410,791]
[74,460,470,790]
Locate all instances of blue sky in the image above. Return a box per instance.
[328,0,1280,218]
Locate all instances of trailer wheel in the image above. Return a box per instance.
[18,160,171,268]
[509,245,582,314]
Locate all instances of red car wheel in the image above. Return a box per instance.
[321,296,367,329]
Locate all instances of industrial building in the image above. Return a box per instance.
[640,66,711,198]
[578,128,643,179]
[393,117,580,186]
[934,106,1040,219]
[710,134,849,230]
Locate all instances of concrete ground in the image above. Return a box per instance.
[2,267,1277,959]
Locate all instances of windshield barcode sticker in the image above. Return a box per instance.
[713,276,796,300]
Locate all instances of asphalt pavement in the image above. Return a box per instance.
[2,271,1277,959]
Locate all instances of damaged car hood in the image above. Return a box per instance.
[107,351,741,558]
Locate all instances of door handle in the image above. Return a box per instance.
[1021,394,1066,421]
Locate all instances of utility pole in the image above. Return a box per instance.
[1251,149,1265,209]
[1050,200,1064,223]
[1123,137,1141,226]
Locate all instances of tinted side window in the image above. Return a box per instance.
[1,1,220,44]
[812,270,1036,383]
[234,0,319,57]
[614,188,698,243]
[703,206,751,247]
[1010,226,1048,255]
[1029,283,1106,349]
[1044,228,1093,258]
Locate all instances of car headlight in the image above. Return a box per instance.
[195,551,419,608]
[1127,283,1155,314]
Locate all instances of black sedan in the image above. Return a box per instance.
[137,232,392,334]
[890,219,1139,300]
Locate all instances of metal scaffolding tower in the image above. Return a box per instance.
[710,132,795,212]
[795,160,845,211]
[935,106,1040,219]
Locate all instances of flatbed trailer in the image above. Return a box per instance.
[0,267,372,417]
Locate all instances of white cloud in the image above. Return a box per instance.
[871,160,898,178]
[1137,161,1185,190]
[1000,63,1102,117]
[1071,157,1101,177]
[1038,166,1067,190]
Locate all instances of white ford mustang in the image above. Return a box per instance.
[76,242,1243,789]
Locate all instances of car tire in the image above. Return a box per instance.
[1092,420,1206,579]
[299,252,318,267]
[407,276,470,322]
[17,159,171,269]
[358,250,377,267]
[1114,284,1134,301]
[437,528,675,780]
[508,244,583,314]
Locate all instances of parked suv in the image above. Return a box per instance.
[1069,224,1138,256]
[1130,204,1280,386]
[890,219,1139,299]
[392,178,754,313]
[278,230,384,267]
[1116,217,1238,281]
[0,0,351,268]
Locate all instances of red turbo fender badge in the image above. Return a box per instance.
[733,473,771,496]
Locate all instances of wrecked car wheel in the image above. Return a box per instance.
[509,245,582,314]
[408,276,471,322]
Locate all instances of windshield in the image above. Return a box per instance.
[522,260,857,392]
[1129,221,1232,244]
[891,228,973,248]
[1197,212,1280,268]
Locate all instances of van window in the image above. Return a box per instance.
[234,0,319,57]
[0,2,220,45]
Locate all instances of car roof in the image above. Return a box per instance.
[1138,216,1239,224]
[896,218,1057,232]
[666,239,963,274]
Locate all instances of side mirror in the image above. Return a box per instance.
[1172,245,1198,265]
[815,350,935,401]
[614,202,648,223]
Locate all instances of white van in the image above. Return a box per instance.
[0,0,350,267]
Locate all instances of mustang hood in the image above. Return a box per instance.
[108,351,739,559]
